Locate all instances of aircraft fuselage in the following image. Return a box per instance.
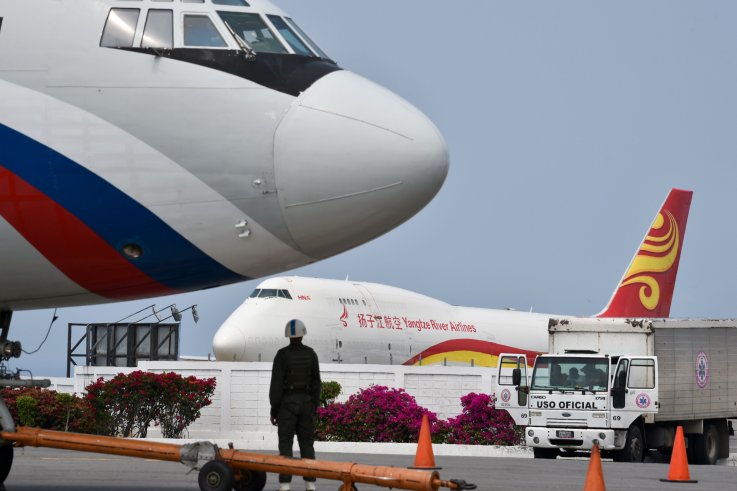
[0,0,448,309]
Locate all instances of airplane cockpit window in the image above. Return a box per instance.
[183,14,227,47]
[217,11,287,54]
[100,8,140,48]
[248,288,293,299]
[266,15,313,57]
[213,0,251,6]
[141,10,173,48]
[284,17,330,59]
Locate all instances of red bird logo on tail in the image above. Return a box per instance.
[598,188,692,318]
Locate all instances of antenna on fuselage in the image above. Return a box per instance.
[345,274,350,281]
[224,21,256,61]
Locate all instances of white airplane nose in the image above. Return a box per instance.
[274,71,449,258]
[212,325,247,361]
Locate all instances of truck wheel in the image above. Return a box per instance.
[533,447,558,459]
[0,445,12,484]
[693,423,719,465]
[615,425,644,463]
[233,469,267,491]
[199,461,234,491]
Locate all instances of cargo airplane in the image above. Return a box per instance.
[213,189,693,366]
[0,0,448,353]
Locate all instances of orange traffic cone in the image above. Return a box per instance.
[409,414,441,470]
[583,443,606,491]
[660,426,697,483]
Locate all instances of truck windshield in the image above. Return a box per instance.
[531,356,609,392]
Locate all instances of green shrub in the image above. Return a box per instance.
[0,388,97,433]
[320,381,341,407]
[15,396,41,427]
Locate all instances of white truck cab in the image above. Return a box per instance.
[493,317,736,464]
[496,352,657,461]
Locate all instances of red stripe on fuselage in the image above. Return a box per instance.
[0,165,176,300]
[402,339,540,366]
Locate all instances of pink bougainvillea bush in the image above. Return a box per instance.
[315,386,521,445]
[444,392,523,445]
[85,370,216,438]
[315,385,439,443]
[0,387,97,434]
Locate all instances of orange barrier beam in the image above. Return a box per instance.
[1,427,473,491]
[220,448,438,491]
[2,426,181,462]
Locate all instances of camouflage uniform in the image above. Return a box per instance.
[270,341,321,485]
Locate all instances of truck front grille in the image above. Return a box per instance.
[547,418,587,428]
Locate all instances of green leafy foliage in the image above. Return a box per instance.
[319,380,341,407]
[0,388,97,433]
[15,395,40,427]
[1,371,215,438]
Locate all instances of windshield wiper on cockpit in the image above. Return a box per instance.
[223,21,256,60]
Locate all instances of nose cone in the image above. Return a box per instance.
[274,71,448,258]
[212,324,247,361]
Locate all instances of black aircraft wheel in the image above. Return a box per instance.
[0,444,13,484]
[233,469,267,491]
[199,461,234,491]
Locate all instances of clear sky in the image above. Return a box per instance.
[10,0,737,377]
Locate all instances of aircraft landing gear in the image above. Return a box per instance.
[1,310,16,490]
[1,309,51,489]
[0,311,21,363]
[0,386,14,490]
[0,444,12,484]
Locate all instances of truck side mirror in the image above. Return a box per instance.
[610,386,626,409]
[512,368,521,386]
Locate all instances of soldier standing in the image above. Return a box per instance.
[270,319,321,491]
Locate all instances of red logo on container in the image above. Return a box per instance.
[695,351,709,388]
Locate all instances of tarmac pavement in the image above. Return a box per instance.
[3,445,736,491]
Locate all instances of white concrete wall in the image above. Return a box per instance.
[51,361,496,440]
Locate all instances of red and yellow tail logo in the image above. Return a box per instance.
[598,188,692,318]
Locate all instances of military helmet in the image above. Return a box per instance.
[284,319,307,338]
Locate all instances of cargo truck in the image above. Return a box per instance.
[492,317,737,464]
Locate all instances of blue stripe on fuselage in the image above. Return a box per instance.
[0,124,248,290]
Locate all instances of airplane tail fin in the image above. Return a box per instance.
[597,188,693,318]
